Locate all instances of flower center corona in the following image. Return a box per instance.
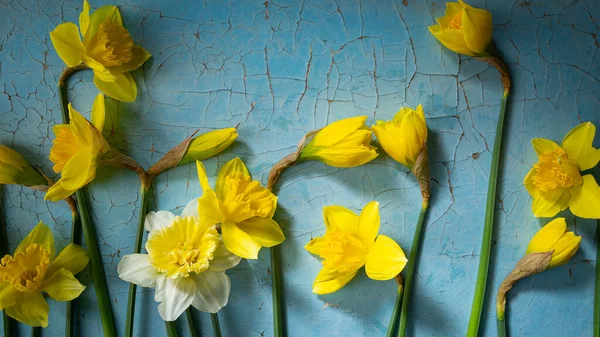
[146,216,219,278]
[221,172,275,222]
[320,231,367,273]
[532,149,582,192]
[449,13,463,29]
[87,22,134,67]
[0,244,50,292]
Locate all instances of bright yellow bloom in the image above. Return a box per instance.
[372,104,428,168]
[195,158,284,259]
[0,222,88,327]
[299,116,378,167]
[50,0,151,102]
[526,218,581,268]
[524,122,600,218]
[180,128,238,165]
[0,146,47,187]
[305,201,407,294]
[46,94,110,202]
[428,0,493,57]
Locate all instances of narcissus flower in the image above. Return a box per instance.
[299,116,378,168]
[0,146,47,187]
[305,201,407,294]
[180,128,238,165]
[195,158,284,259]
[372,104,428,169]
[525,217,581,268]
[524,122,600,218]
[0,222,89,327]
[428,0,493,57]
[118,199,241,321]
[50,0,151,102]
[46,94,111,202]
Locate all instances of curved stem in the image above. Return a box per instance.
[124,183,151,337]
[31,326,41,337]
[386,279,404,337]
[211,313,222,337]
[165,321,178,337]
[594,220,600,337]
[271,245,283,337]
[497,318,507,337]
[466,78,511,336]
[397,202,429,337]
[186,308,199,337]
[66,198,81,337]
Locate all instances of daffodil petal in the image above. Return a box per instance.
[549,232,581,268]
[561,122,600,171]
[117,254,160,288]
[372,121,409,166]
[59,150,96,191]
[191,270,230,313]
[44,183,76,202]
[79,0,91,37]
[428,25,475,56]
[365,235,408,280]
[208,242,242,272]
[357,201,380,246]
[197,190,224,227]
[237,217,285,248]
[180,128,239,165]
[6,292,49,327]
[311,116,368,147]
[109,45,152,74]
[144,211,176,232]
[221,220,261,259]
[569,174,600,219]
[312,267,358,295]
[303,146,378,168]
[525,218,567,254]
[91,93,105,132]
[196,160,212,192]
[461,7,492,53]
[524,167,540,198]
[216,157,251,199]
[94,72,137,102]
[84,56,117,82]
[156,276,196,321]
[87,5,122,39]
[531,188,570,218]
[323,205,359,234]
[531,138,561,157]
[68,104,93,146]
[15,221,55,259]
[180,198,200,218]
[304,237,326,256]
[0,283,18,310]
[41,268,85,302]
[50,23,85,68]
[46,243,88,278]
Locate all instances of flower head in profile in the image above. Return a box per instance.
[428,0,493,57]
[195,158,284,259]
[0,146,47,187]
[50,0,151,102]
[118,199,241,321]
[0,222,89,327]
[524,122,600,218]
[299,116,378,168]
[305,201,407,294]
[526,217,581,268]
[180,128,238,165]
[46,94,111,202]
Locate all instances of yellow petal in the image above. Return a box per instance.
[195,160,212,192]
[46,244,89,279]
[304,237,326,256]
[79,0,91,37]
[83,56,117,82]
[428,24,475,56]
[44,183,76,202]
[524,167,540,199]
[569,174,600,219]
[531,188,570,218]
[0,283,18,310]
[221,220,261,259]
[372,121,409,166]
[216,157,251,200]
[531,138,561,157]
[549,232,581,268]
[87,5,122,39]
[180,128,238,165]
[323,205,359,234]
[91,93,105,132]
[68,104,93,146]
[561,122,600,171]
[461,6,493,53]
[237,217,284,248]
[365,235,408,280]
[312,267,358,295]
[109,45,152,74]
[94,72,137,102]
[59,150,96,191]
[302,146,378,168]
[5,292,49,327]
[49,23,85,68]
[436,2,463,28]
[15,221,55,259]
[357,201,380,246]
[197,189,224,227]
[41,268,85,301]
[311,116,368,147]
[526,218,567,255]
[0,146,46,186]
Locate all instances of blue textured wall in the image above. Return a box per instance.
[1,0,598,336]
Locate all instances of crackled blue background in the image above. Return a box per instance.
[1,0,599,336]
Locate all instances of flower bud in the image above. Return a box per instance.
[0,145,47,187]
[526,217,581,268]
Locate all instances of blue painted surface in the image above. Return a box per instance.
[0,0,599,336]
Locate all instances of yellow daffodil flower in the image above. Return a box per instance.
[524,122,600,218]
[305,201,407,294]
[118,199,241,320]
[180,128,238,165]
[526,217,581,268]
[0,146,47,187]
[0,222,89,327]
[428,0,493,57]
[46,94,110,202]
[372,104,428,169]
[299,116,378,168]
[195,158,284,259]
[50,0,151,102]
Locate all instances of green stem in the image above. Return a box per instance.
[31,326,41,337]
[497,318,506,337]
[386,281,404,337]
[165,321,178,337]
[186,308,199,337]
[66,203,81,337]
[397,202,429,337]
[466,87,511,337]
[211,313,222,337]
[594,220,600,337]
[271,245,283,337]
[124,183,151,337]
[0,208,15,337]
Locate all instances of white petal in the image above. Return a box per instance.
[191,270,230,313]
[145,211,175,232]
[181,198,200,218]
[209,242,241,272]
[156,277,196,321]
[154,275,167,303]
[117,254,160,288]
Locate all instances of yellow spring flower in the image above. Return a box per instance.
[428,0,493,57]
[0,222,89,327]
[0,146,47,187]
[526,218,581,268]
[50,0,151,102]
[118,198,241,320]
[195,158,284,259]
[299,116,378,168]
[46,94,110,202]
[305,201,407,294]
[180,128,239,165]
[372,104,428,169]
[524,122,600,218]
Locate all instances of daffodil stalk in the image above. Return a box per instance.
[186,309,199,337]
[0,203,15,337]
[386,276,404,337]
[211,313,222,337]
[595,219,600,337]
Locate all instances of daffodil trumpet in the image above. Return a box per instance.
[496,218,581,337]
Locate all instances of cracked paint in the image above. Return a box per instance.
[0,0,599,336]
